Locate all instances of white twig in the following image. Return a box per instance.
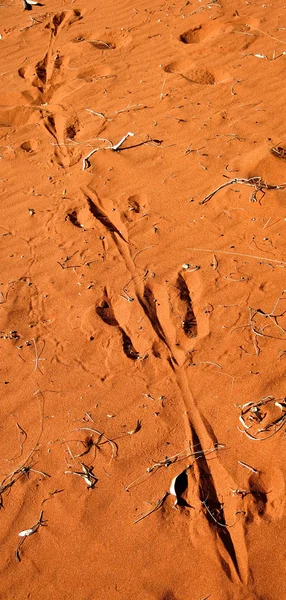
[82,132,134,170]
[112,131,134,151]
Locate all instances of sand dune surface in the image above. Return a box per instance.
[1,0,286,598]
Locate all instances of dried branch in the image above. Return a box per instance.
[200,176,286,205]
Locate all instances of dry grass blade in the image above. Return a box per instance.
[187,0,220,17]
[16,510,47,562]
[134,492,169,524]
[0,462,49,509]
[116,137,162,152]
[64,463,98,489]
[74,427,118,458]
[238,396,286,440]
[41,489,64,506]
[187,246,286,267]
[201,497,236,528]
[125,444,224,491]
[1,389,45,508]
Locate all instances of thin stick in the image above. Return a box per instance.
[32,338,39,372]
[126,444,224,491]
[238,395,286,440]
[187,0,220,17]
[238,460,259,474]
[200,176,286,205]
[73,427,118,458]
[247,24,286,45]
[112,131,134,151]
[82,133,134,170]
[120,278,134,302]
[1,389,45,507]
[85,109,108,119]
[201,498,236,528]
[189,361,222,369]
[116,138,162,152]
[90,40,114,49]
[16,423,27,458]
[64,463,98,489]
[134,492,168,524]
[132,245,157,262]
[159,78,167,102]
[41,489,64,506]
[115,103,147,115]
[243,420,286,440]
[187,247,286,267]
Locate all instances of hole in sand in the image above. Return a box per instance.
[179,26,202,44]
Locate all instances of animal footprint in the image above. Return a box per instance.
[164,60,215,85]
[122,194,149,223]
[176,274,198,338]
[20,139,39,153]
[87,28,132,50]
[44,10,82,37]
[179,26,203,44]
[90,40,116,50]
[96,292,140,360]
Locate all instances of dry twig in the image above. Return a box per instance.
[202,497,236,528]
[200,176,286,205]
[134,492,168,524]
[238,460,259,474]
[271,145,286,159]
[126,444,224,491]
[73,427,118,459]
[187,247,286,268]
[82,132,161,170]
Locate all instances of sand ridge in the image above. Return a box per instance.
[1,0,286,598]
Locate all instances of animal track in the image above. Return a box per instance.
[248,475,268,517]
[44,10,82,37]
[141,286,171,353]
[190,428,241,582]
[128,196,140,213]
[35,58,47,86]
[122,194,149,222]
[179,25,203,44]
[19,10,82,94]
[87,28,132,50]
[86,197,129,242]
[164,60,215,85]
[65,210,82,229]
[96,292,140,360]
[17,10,84,166]
[20,139,39,153]
[65,117,80,140]
[176,274,197,338]
[46,11,66,36]
[90,40,116,50]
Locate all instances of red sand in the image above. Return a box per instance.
[1,0,286,598]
